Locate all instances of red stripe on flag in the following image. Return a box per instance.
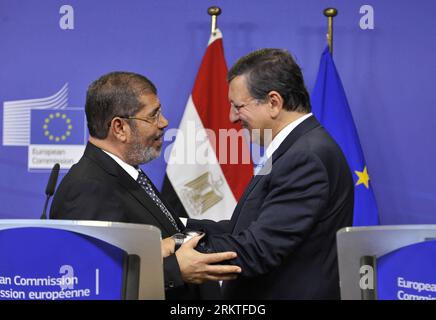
[192,38,252,200]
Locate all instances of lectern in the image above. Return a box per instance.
[337,225,436,300]
[0,219,164,300]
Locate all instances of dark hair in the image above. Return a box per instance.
[85,71,157,139]
[227,49,311,113]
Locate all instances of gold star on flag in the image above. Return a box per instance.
[355,166,370,189]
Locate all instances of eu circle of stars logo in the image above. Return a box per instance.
[42,112,73,143]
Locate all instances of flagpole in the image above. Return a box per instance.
[323,8,338,55]
[208,6,221,36]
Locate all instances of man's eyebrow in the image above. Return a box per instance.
[148,104,161,114]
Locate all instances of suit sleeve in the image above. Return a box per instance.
[200,151,330,277]
[187,218,232,235]
[163,254,185,290]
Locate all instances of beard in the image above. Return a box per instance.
[128,144,161,165]
[126,131,162,165]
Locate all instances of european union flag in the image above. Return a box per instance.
[311,47,379,226]
[30,109,85,145]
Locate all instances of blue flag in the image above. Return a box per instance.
[30,109,85,145]
[311,47,379,226]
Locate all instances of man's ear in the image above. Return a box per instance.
[109,117,129,142]
[267,91,284,118]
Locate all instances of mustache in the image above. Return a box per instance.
[241,122,249,129]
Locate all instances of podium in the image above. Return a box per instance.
[0,219,164,300]
[337,225,436,300]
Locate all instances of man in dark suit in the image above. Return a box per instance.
[50,71,241,299]
[182,49,354,299]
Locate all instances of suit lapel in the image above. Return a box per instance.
[231,116,321,225]
[117,170,179,235]
[231,174,264,224]
[145,179,186,232]
[271,116,320,164]
[84,142,179,235]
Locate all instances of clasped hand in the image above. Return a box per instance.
[161,234,241,284]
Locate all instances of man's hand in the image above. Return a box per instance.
[161,237,175,258]
[175,234,242,284]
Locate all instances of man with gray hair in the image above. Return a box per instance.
[50,71,241,299]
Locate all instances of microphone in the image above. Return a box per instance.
[40,163,60,219]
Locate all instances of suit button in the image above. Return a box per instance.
[167,281,175,288]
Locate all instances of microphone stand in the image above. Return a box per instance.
[41,194,51,220]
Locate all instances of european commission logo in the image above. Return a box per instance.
[30,110,84,145]
[2,84,86,170]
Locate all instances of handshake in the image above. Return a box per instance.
[161,231,241,284]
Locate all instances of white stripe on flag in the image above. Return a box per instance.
[166,96,237,221]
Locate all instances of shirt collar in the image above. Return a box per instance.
[102,150,139,180]
[265,113,313,159]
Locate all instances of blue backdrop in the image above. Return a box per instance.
[1,0,435,224]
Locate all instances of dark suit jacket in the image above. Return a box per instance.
[188,116,354,299]
[50,142,194,299]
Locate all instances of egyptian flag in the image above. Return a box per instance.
[162,29,253,220]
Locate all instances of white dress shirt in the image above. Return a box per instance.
[254,113,312,175]
[102,150,139,180]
